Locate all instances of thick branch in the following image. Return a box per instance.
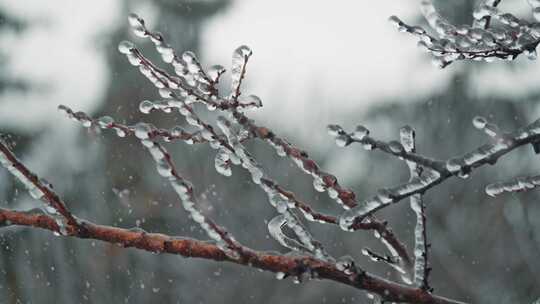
[0,208,466,304]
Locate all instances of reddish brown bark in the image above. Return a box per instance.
[0,207,464,304]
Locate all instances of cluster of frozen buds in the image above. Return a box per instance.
[118,13,262,111]
[390,0,540,68]
[112,12,345,265]
[112,14,428,284]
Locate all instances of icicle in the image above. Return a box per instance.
[400,125,429,288]
[268,215,312,254]
[230,45,252,100]
[410,194,427,287]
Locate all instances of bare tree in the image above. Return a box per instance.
[1,5,540,304]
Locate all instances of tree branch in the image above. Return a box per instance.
[390,0,540,68]
[335,118,540,229]
[0,208,466,304]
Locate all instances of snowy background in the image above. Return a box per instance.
[0,0,540,303]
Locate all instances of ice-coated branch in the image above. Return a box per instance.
[233,115,412,268]
[122,11,416,291]
[485,174,540,197]
[236,114,357,209]
[118,13,412,268]
[472,116,501,139]
[0,207,467,304]
[0,138,80,235]
[216,115,332,261]
[62,104,410,268]
[132,132,244,258]
[328,124,444,172]
[472,0,502,29]
[226,114,413,270]
[400,126,431,291]
[9,11,529,303]
[390,0,540,68]
[333,117,540,230]
[58,105,208,144]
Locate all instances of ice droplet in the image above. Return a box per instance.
[525,48,538,60]
[135,123,152,139]
[128,13,144,28]
[327,125,343,137]
[388,141,404,153]
[244,95,263,107]
[118,40,134,54]
[215,150,232,177]
[139,100,154,114]
[127,53,142,66]
[128,13,147,37]
[388,15,403,28]
[446,158,462,173]
[208,65,225,82]
[159,88,172,98]
[533,6,540,22]
[182,51,197,63]
[156,162,173,177]
[351,125,369,140]
[336,255,356,275]
[97,116,114,128]
[233,45,253,60]
[29,186,45,200]
[335,135,351,147]
[313,177,326,192]
[115,128,126,138]
[472,116,487,129]
[485,183,502,197]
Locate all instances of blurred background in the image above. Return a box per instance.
[0,0,539,303]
